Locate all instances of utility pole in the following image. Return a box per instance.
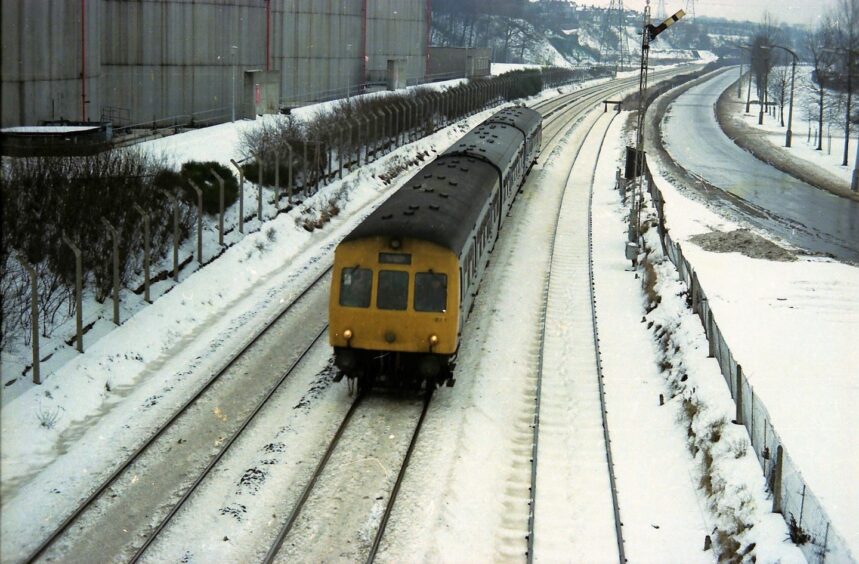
[598,0,630,73]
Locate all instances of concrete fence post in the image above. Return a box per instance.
[160,190,180,281]
[285,144,294,204]
[100,218,120,326]
[691,271,700,314]
[188,180,204,264]
[274,151,281,211]
[337,130,344,179]
[256,154,264,222]
[314,139,321,192]
[735,364,744,425]
[772,445,784,514]
[210,169,225,246]
[61,232,84,351]
[229,159,244,234]
[17,254,41,384]
[302,138,308,192]
[131,206,151,304]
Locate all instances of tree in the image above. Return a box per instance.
[832,0,858,166]
[750,13,782,122]
[805,19,838,151]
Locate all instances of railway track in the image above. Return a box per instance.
[527,97,626,561]
[260,390,432,563]
[20,67,695,563]
[25,266,334,563]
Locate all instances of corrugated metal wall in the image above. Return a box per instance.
[1,0,428,128]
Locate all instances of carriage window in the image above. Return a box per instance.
[339,267,372,308]
[377,270,409,310]
[415,272,447,312]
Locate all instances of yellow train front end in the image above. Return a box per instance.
[329,236,461,389]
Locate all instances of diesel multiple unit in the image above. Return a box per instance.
[329,106,542,389]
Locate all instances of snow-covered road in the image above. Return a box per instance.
[661,69,859,263]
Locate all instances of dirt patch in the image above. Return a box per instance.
[689,229,796,261]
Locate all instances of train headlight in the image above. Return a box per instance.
[390,238,401,249]
[343,329,353,341]
[429,334,439,346]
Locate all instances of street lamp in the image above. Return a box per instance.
[231,44,238,122]
[769,44,798,148]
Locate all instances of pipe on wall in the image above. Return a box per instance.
[265,0,271,71]
[361,0,368,85]
[81,0,87,121]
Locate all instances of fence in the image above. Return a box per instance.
[622,162,854,563]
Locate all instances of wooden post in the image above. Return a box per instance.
[17,254,41,384]
[101,218,120,325]
[229,159,244,234]
[772,445,784,514]
[188,180,203,264]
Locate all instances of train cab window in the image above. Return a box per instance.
[415,272,447,312]
[339,267,372,308]
[377,270,409,310]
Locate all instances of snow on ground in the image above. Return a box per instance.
[0,75,617,558]
[2,71,826,562]
[734,65,857,185]
[647,143,859,558]
[0,103,510,559]
[491,62,542,75]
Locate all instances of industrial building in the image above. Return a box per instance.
[1,0,431,129]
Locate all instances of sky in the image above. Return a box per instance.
[585,0,840,26]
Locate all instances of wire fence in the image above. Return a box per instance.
[631,161,854,563]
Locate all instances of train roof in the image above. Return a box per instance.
[440,122,524,177]
[485,106,542,137]
[341,156,498,255]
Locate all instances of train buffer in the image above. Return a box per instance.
[602,100,622,113]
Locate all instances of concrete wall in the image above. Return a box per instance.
[2,0,101,126]
[2,0,429,128]
[428,47,491,79]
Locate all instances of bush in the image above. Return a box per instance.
[178,161,239,215]
[1,150,194,303]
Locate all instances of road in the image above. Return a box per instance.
[661,69,859,264]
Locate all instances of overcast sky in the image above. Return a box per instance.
[585,0,839,26]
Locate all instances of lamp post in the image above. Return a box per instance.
[770,44,798,148]
[231,45,238,122]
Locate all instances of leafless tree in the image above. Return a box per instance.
[805,18,839,150]
[832,0,858,166]
[750,13,782,116]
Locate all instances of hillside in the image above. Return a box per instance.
[431,0,772,68]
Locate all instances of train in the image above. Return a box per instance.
[328,105,542,390]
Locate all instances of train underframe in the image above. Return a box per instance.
[333,347,455,391]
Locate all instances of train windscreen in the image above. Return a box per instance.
[339,267,372,307]
[414,272,447,312]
